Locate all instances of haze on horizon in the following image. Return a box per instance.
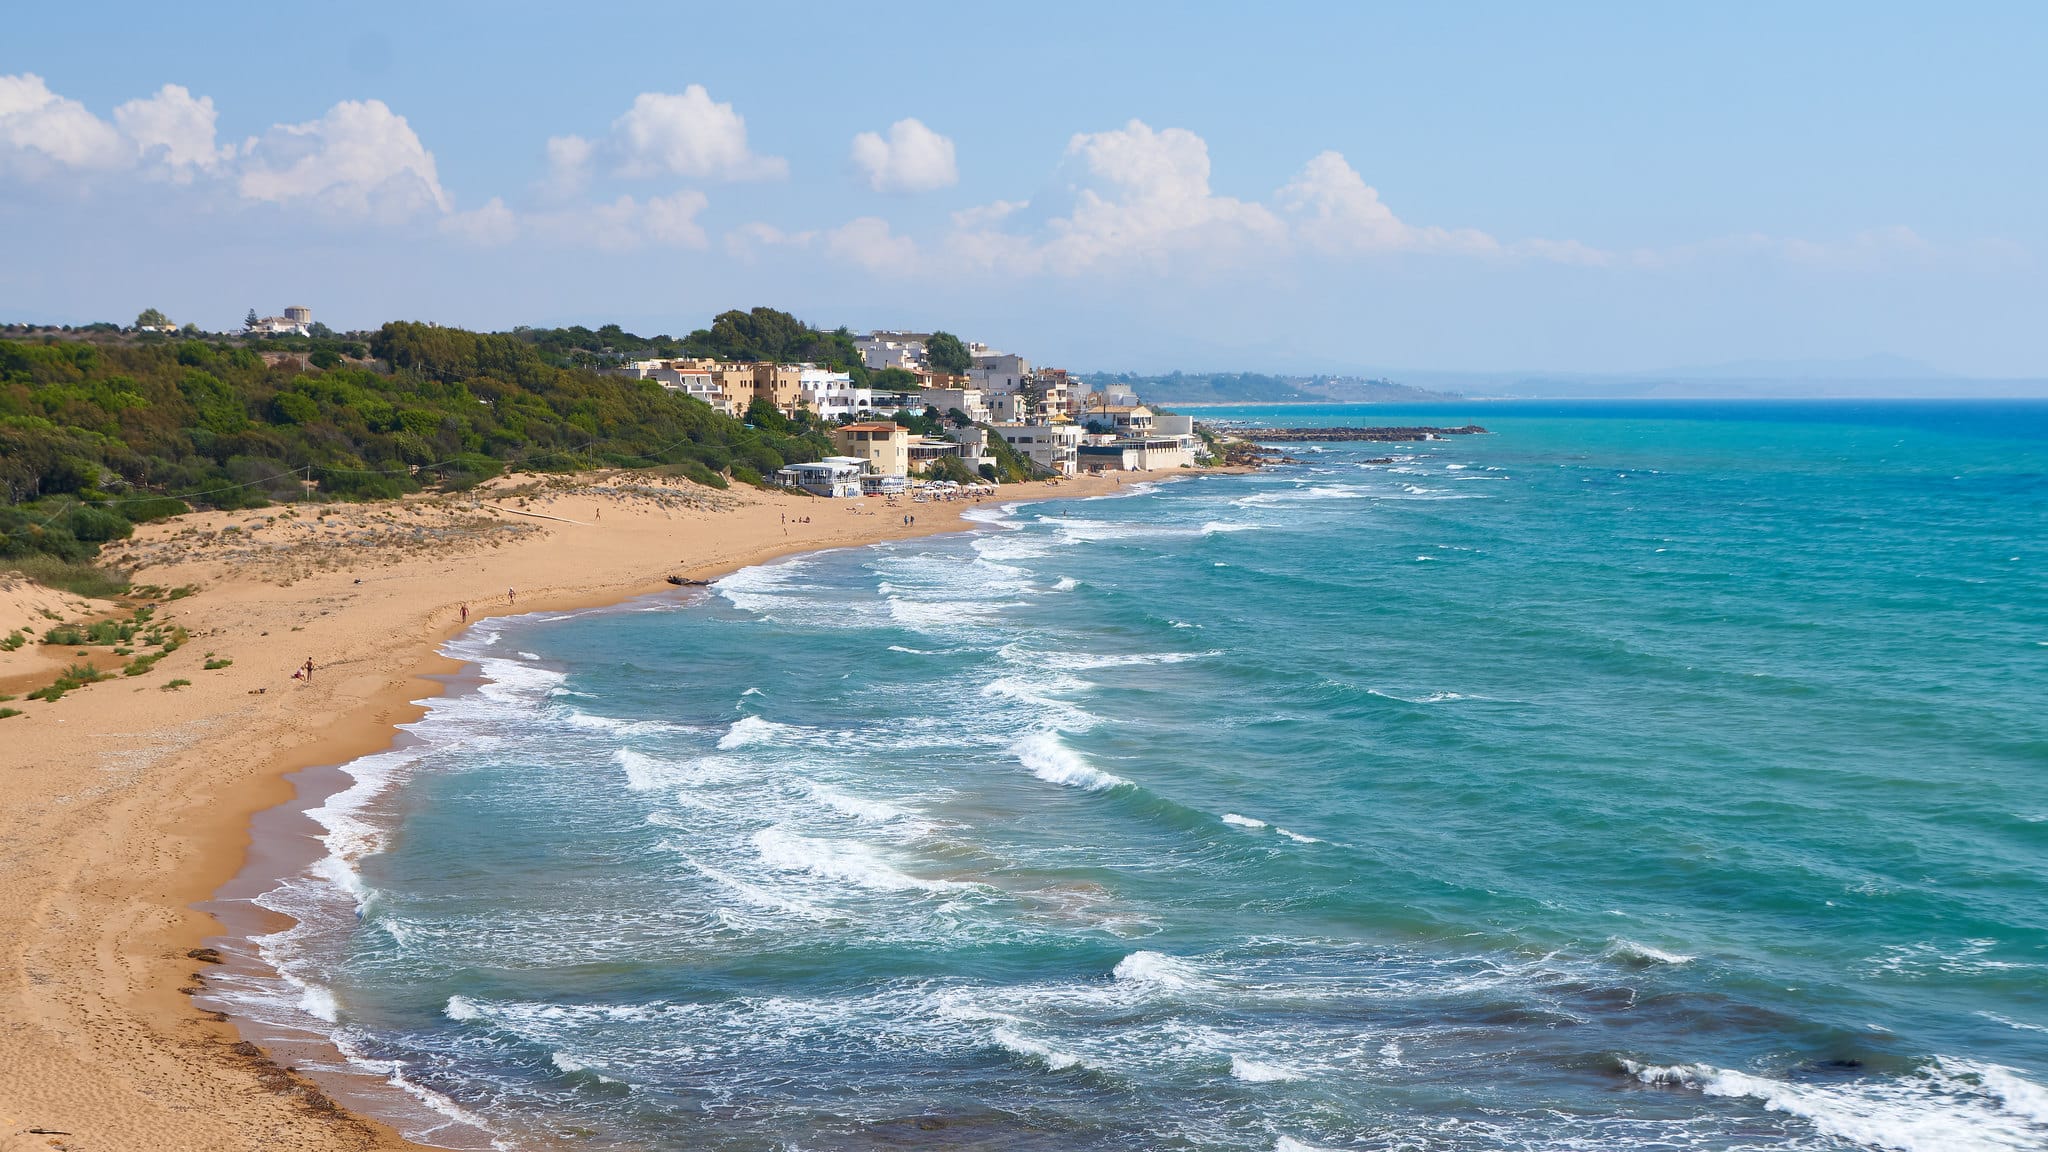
[3,1,2044,386]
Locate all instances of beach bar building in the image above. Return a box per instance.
[774,457,868,498]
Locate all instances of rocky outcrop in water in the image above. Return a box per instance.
[1249,425,1488,442]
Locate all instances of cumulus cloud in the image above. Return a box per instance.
[0,73,129,173]
[610,86,785,181]
[850,118,957,192]
[114,85,230,179]
[969,120,1284,274]
[1277,150,1496,255]
[238,99,449,218]
[1,73,227,180]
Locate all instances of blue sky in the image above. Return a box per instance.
[4,2,2044,377]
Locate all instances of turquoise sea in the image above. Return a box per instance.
[218,402,2048,1151]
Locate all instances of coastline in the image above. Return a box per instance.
[0,468,1190,1152]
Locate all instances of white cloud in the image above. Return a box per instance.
[508,190,710,251]
[0,73,129,173]
[827,216,919,274]
[1,73,228,181]
[113,84,229,179]
[850,118,957,193]
[238,98,450,218]
[1037,120,1285,273]
[950,198,1026,231]
[638,189,710,247]
[1277,150,1496,255]
[611,86,785,181]
[725,221,816,260]
[441,196,517,246]
[542,133,593,198]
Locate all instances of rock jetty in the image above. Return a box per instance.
[1250,425,1487,442]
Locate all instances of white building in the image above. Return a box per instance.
[855,331,929,372]
[247,305,312,337]
[611,359,724,408]
[967,351,1031,395]
[799,366,873,422]
[918,386,989,425]
[1076,437,1198,472]
[774,457,868,498]
[992,422,1081,477]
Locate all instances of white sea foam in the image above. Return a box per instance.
[1013,731,1129,791]
[1222,813,1268,829]
[718,715,793,749]
[1231,1055,1303,1082]
[1275,828,1323,844]
[1044,649,1219,671]
[1275,1138,1337,1152]
[1113,950,1213,992]
[751,824,971,893]
[1604,937,1696,966]
[614,748,738,791]
[1051,576,1079,592]
[1201,520,1264,535]
[808,783,915,826]
[991,1026,1082,1071]
[1622,1057,2048,1152]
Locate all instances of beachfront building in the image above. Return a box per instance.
[1078,399,1156,437]
[832,422,910,480]
[1076,437,1197,472]
[946,424,995,474]
[992,422,1081,476]
[906,435,964,474]
[774,456,868,498]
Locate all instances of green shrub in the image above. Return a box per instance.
[162,678,190,690]
[0,708,20,720]
[203,657,232,670]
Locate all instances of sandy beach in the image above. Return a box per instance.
[0,469,1166,1152]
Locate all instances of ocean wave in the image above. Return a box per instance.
[1222,813,1268,829]
[1603,937,1696,966]
[991,1026,1084,1071]
[1275,828,1323,844]
[717,714,796,750]
[751,824,973,894]
[1230,1055,1304,1082]
[614,748,740,791]
[1621,1056,2048,1152]
[1113,950,1215,993]
[1012,731,1130,792]
[1201,520,1265,535]
[1051,576,1079,592]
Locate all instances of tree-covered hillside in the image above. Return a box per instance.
[0,322,834,575]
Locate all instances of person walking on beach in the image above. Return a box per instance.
[460,603,468,623]
[301,657,315,682]
[508,587,516,605]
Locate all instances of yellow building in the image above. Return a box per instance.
[832,422,909,478]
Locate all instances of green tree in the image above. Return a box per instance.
[926,330,972,375]
[135,308,169,330]
[871,367,919,392]
[244,308,260,330]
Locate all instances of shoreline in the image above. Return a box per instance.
[0,468,1198,1152]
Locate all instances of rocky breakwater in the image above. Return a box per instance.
[1252,425,1488,442]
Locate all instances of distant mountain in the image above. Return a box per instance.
[1663,354,1948,381]
[1082,371,1460,405]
